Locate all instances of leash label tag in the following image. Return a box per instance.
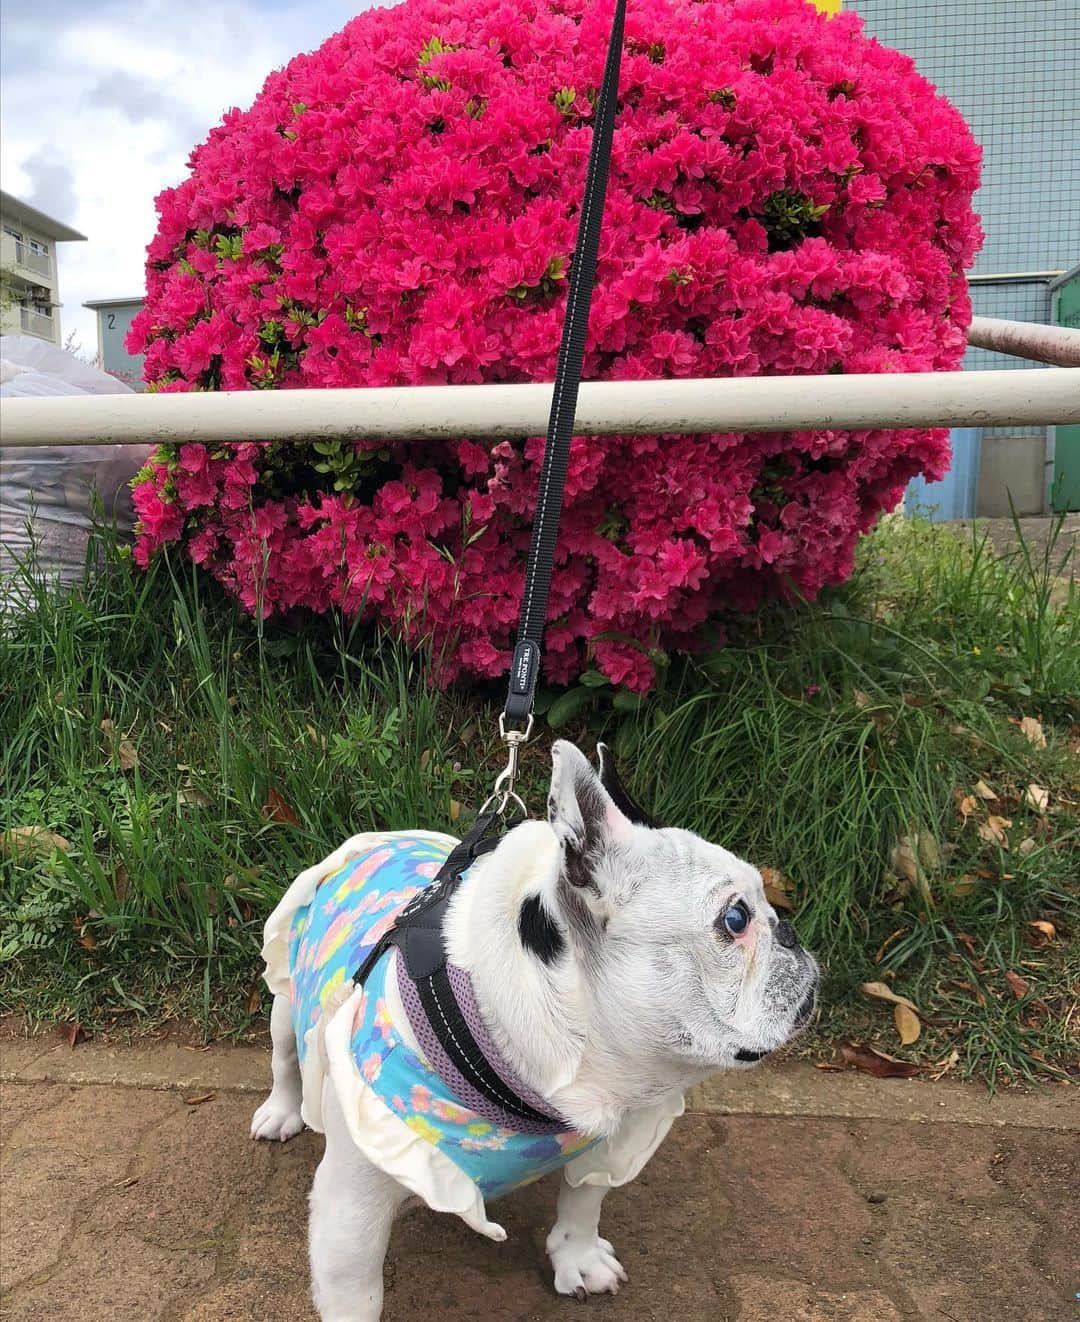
[509,640,538,697]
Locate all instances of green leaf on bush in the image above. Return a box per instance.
[578,669,609,689]
[547,686,596,729]
[531,688,558,716]
[612,688,644,713]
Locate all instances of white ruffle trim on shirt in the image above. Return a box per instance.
[565,1092,686,1188]
[323,985,508,1241]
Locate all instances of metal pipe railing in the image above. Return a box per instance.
[967,317,1080,368]
[1,369,1077,449]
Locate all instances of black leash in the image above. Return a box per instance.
[351,1,627,1063]
[503,0,627,740]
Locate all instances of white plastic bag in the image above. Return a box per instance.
[0,335,152,598]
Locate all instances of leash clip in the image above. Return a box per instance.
[480,712,534,818]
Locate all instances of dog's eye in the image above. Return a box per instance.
[720,900,751,937]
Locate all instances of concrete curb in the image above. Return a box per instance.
[2,1036,1076,1130]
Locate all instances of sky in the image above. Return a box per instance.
[1,0,373,357]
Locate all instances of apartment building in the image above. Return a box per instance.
[0,189,87,347]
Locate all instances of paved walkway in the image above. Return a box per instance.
[2,1039,1077,1321]
[943,514,1079,578]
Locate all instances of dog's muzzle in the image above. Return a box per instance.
[793,983,818,1028]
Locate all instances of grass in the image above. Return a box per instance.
[1,515,1077,1088]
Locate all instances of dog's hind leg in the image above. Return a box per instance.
[250,991,305,1142]
[309,1080,409,1322]
[546,1176,628,1299]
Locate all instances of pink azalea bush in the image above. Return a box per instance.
[130,0,981,690]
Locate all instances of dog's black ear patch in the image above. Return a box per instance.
[597,742,656,828]
[517,894,566,964]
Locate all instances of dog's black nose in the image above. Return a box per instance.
[774,919,799,950]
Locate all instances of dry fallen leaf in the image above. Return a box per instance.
[894,1003,921,1045]
[113,863,129,903]
[449,799,462,823]
[973,780,999,802]
[1024,783,1049,812]
[1,826,72,859]
[947,875,977,898]
[977,815,1012,847]
[1029,920,1056,944]
[261,787,300,826]
[1004,970,1029,1000]
[890,837,919,885]
[58,1022,85,1049]
[761,866,794,912]
[183,1092,217,1106]
[1017,837,1037,858]
[889,828,939,904]
[246,983,263,1016]
[838,1043,920,1079]
[177,785,212,810]
[859,981,919,1014]
[117,738,139,771]
[873,928,907,964]
[1019,716,1047,749]
[957,794,978,820]
[919,835,941,872]
[929,1049,960,1081]
[945,978,987,1007]
[853,689,872,709]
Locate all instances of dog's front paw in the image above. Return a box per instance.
[547,1232,628,1300]
[250,1095,305,1142]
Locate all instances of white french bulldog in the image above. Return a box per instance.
[251,740,818,1320]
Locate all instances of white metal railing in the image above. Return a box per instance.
[966,317,1080,368]
[14,241,51,279]
[0,319,1076,449]
[18,307,55,341]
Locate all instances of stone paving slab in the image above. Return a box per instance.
[4,1035,1077,1131]
[1,1076,1077,1321]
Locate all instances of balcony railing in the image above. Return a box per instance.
[15,241,51,280]
[19,307,56,341]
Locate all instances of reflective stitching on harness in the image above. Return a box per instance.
[427,973,522,1115]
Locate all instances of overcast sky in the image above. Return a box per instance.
[1,0,372,358]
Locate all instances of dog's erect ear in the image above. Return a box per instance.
[547,740,633,886]
[596,742,656,829]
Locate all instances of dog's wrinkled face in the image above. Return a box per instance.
[544,741,818,1071]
